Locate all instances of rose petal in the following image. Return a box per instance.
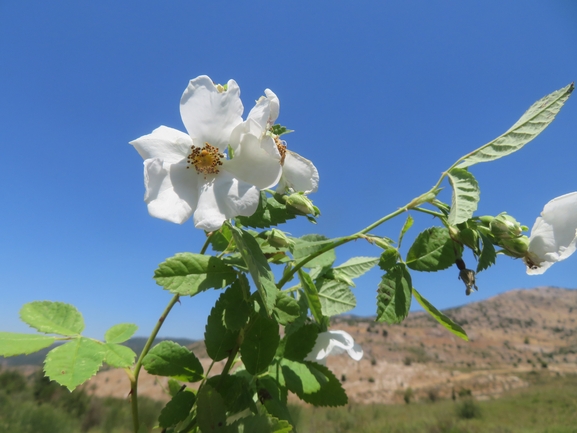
[278,150,319,194]
[130,126,192,164]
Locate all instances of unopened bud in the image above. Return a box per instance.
[458,228,479,250]
[499,235,529,258]
[266,229,294,249]
[286,192,320,216]
[490,213,524,239]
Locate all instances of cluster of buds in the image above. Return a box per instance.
[478,213,529,258]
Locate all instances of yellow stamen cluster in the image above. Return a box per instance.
[274,136,287,165]
[187,142,224,178]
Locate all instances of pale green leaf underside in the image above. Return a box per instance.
[20,301,85,336]
[412,288,468,341]
[44,337,105,391]
[0,332,56,356]
[292,235,336,268]
[104,323,138,344]
[298,270,324,324]
[154,253,237,296]
[103,343,136,368]
[447,168,480,225]
[333,256,379,284]
[317,280,357,316]
[457,83,574,168]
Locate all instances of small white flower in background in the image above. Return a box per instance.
[253,90,319,195]
[130,76,283,232]
[525,191,577,275]
[305,330,363,365]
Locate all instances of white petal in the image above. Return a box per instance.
[143,159,200,224]
[264,89,280,124]
[526,191,577,275]
[305,330,362,363]
[130,126,192,164]
[180,76,243,150]
[193,172,261,232]
[277,150,319,194]
[224,134,282,189]
[246,95,270,133]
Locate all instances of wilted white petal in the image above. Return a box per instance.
[130,126,192,164]
[305,330,363,365]
[278,150,319,194]
[180,76,243,150]
[526,191,577,275]
[193,171,261,232]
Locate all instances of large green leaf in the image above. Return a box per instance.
[332,256,379,286]
[158,390,196,429]
[477,232,497,273]
[20,301,84,336]
[104,323,138,344]
[0,332,55,356]
[228,414,293,433]
[142,341,204,382]
[205,289,241,362]
[282,324,318,362]
[317,280,356,316]
[273,291,301,326]
[292,235,336,268]
[240,314,280,375]
[196,384,227,433]
[412,288,468,341]
[154,253,237,296]
[44,337,105,391]
[457,83,574,168]
[376,264,412,324]
[406,227,460,272]
[206,375,254,415]
[447,168,480,226]
[229,225,278,317]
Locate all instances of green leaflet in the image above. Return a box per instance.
[158,390,196,429]
[412,288,468,341]
[44,337,105,391]
[154,253,237,296]
[376,264,412,324]
[240,313,280,375]
[282,323,318,362]
[229,225,278,317]
[196,384,227,433]
[379,248,399,272]
[104,323,138,344]
[142,341,204,382]
[298,270,324,324]
[103,343,136,368]
[456,83,574,168]
[406,227,461,272]
[332,256,379,287]
[273,291,301,326]
[477,232,497,273]
[398,215,414,248]
[20,301,84,336]
[206,375,254,415]
[0,332,55,356]
[205,288,241,362]
[236,191,298,229]
[447,168,480,226]
[317,280,357,316]
[292,234,336,268]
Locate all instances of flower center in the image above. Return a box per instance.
[274,136,287,165]
[186,142,224,178]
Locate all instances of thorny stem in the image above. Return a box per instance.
[128,232,215,433]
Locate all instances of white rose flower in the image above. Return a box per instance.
[130,76,283,232]
[305,330,363,365]
[525,191,577,275]
[251,89,319,195]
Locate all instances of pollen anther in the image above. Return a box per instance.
[187,142,224,178]
[274,136,287,165]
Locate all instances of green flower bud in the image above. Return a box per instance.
[478,215,495,227]
[286,192,320,216]
[266,229,295,249]
[499,235,529,258]
[458,228,479,251]
[490,213,524,239]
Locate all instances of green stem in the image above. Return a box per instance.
[413,206,445,218]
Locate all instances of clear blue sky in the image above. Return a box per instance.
[1,1,576,340]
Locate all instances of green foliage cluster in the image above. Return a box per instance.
[0,83,574,433]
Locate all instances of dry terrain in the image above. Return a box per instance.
[81,286,577,404]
